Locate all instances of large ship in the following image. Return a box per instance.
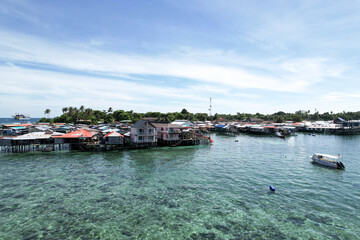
[13,113,31,121]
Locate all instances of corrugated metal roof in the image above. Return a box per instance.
[13,132,63,140]
[102,128,119,133]
[132,120,156,128]
[152,123,179,128]
[0,136,17,139]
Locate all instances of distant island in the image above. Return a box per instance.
[39,106,360,124]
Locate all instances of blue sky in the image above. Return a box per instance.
[1,0,360,117]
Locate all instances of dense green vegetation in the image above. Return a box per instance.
[39,106,360,124]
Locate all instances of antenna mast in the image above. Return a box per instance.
[209,97,212,118]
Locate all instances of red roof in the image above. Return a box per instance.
[52,129,94,138]
[105,131,124,138]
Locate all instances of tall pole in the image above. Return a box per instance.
[209,97,212,119]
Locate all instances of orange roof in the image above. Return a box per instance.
[105,131,124,138]
[53,123,66,126]
[52,129,94,138]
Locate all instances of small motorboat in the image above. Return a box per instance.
[275,131,285,139]
[310,153,345,169]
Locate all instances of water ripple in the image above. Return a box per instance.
[0,133,359,239]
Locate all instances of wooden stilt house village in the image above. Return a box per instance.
[4,115,360,154]
[0,117,214,153]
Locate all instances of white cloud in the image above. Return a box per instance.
[0,27,353,117]
[0,29,344,94]
[321,92,360,101]
[0,65,214,116]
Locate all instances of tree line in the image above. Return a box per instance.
[39,106,360,124]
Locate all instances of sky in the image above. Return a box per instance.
[1,0,360,117]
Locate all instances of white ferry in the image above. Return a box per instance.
[13,113,31,121]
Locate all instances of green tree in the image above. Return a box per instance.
[292,114,303,122]
[188,113,195,121]
[85,108,93,118]
[195,113,208,121]
[68,106,74,116]
[174,112,185,120]
[44,109,51,118]
[114,110,131,121]
[181,108,188,115]
[104,114,115,123]
[275,116,285,123]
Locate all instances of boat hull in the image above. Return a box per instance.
[310,154,344,169]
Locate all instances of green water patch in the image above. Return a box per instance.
[0,133,359,239]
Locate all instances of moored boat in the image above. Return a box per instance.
[310,153,345,169]
[13,113,30,121]
[275,131,285,139]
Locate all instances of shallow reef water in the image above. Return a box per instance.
[0,133,359,239]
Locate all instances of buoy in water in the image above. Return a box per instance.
[269,185,275,192]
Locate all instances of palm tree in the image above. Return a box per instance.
[79,105,85,113]
[62,107,68,114]
[68,107,74,116]
[44,109,51,118]
[74,107,80,121]
[85,108,93,118]
[108,107,113,113]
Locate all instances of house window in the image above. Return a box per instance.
[139,128,144,134]
[147,136,153,141]
[138,136,143,141]
[148,128,153,134]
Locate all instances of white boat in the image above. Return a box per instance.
[275,131,285,139]
[13,113,30,121]
[310,153,345,169]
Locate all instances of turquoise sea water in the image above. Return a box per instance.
[0,133,359,239]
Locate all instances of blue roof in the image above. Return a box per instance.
[215,124,226,128]
[11,126,26,130]
[57,126,71,130]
